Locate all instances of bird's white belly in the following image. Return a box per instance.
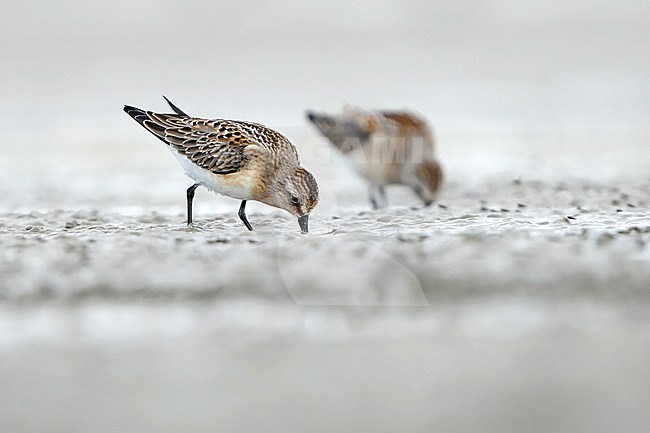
[346,157,400,186]
[170,151,252,200]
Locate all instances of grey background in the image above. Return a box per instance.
[2,0,649,141]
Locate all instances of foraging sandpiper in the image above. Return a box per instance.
[124,97,319,233]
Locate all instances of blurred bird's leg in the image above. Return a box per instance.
[368,184,379,210]
[238,200,254,231]
[186,183,200,225]
[378,185,388,207]
[369,184,388,209]
[411,183,434,207]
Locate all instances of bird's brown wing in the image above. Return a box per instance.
[125,106,265,174]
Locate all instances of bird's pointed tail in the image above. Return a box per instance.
[163,95,189,117]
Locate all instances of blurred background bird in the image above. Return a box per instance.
[307,107,443,209]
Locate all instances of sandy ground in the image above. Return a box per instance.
[1,178,650,304]
[1,160,650,432]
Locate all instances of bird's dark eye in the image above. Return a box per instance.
[291,195,300,205]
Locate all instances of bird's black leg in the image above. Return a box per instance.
[238,200,254,231]
[186,183,200,225]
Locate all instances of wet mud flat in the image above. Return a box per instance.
[1,178,650,433]
[1,178,649,303]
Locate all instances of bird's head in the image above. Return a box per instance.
[269,167,319,233]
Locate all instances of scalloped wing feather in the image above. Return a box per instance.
[142,113,262,174]
[124,106,300,174]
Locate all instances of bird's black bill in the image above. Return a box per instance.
[298,215,309,234]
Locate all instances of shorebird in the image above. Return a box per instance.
[124,97,319,233]
[307,106,443,209]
